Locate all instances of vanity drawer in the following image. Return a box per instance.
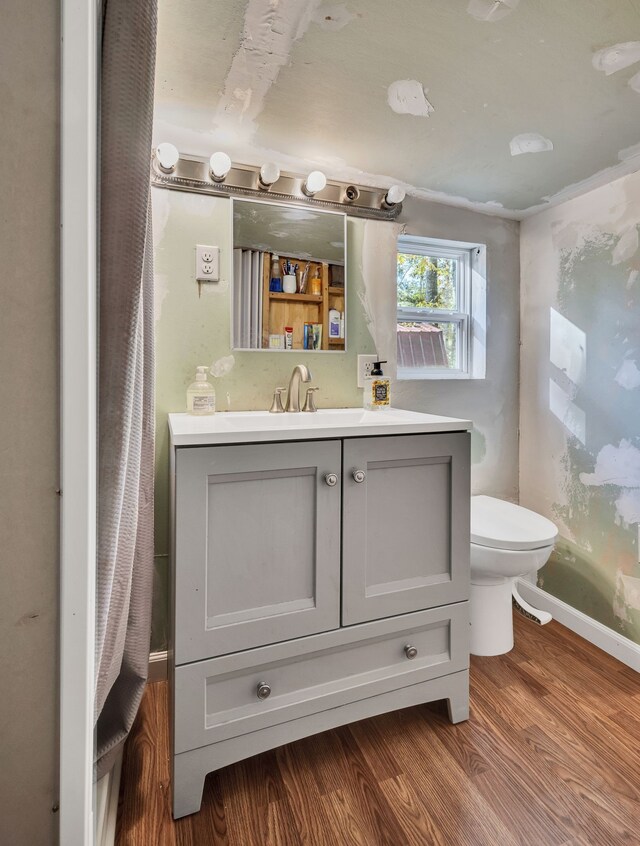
[174,602,468,755]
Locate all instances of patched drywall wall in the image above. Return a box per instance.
[150,188,520,650]
[394,197,521,499]
[520,169,640,643]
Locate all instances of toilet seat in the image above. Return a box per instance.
[471,495,557,552]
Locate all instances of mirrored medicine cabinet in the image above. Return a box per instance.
[231,198,347,353]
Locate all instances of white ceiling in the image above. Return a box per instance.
[233,200,345,263]
[154,0,640,218]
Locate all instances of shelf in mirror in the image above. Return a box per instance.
[268,292,323,303]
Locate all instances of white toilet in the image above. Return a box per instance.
[470,495,558,656]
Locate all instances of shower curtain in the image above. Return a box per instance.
[95,0,157,779]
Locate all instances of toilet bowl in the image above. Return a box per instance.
[470,495,558,656]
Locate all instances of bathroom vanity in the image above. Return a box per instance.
[169,408,471,818]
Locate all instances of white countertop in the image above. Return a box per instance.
[169,407,471,446]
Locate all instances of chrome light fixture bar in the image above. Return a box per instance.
[151,151,403,221]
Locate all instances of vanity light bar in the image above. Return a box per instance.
[150,151,403,221]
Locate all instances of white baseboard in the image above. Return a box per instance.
[148,650,168,682]
[95,746,123,846]
[517,579,640,672]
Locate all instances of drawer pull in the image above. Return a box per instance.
[256,681,271,700]
[352,469,366,483]
[325,473,338,487]
[404,644,418,660]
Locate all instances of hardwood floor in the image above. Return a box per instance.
[116,615,640,845]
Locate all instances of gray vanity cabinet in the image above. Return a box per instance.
[174,440,341,664]
[170,424,471,819]
[342,432,470,625]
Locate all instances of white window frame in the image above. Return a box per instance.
[397,235,486,381]
[60,0,98,843]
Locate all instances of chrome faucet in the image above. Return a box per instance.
[284,364,312,412]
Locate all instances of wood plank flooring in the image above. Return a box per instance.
[116,615,640,845]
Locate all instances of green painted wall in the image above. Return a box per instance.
[151,187,376,648]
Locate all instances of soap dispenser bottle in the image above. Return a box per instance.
[363,360,390,411]
[187,366,216,415]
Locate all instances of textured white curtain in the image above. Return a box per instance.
[95,0,157,779]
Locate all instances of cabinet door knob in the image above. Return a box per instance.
[404,644,418,660]
[352,469,366,483]
[325,473,338,487]
[256,682,271,700]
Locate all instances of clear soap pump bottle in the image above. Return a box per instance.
[187,366,216,415]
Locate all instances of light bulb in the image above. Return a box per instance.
[155,142,180,173]
[209,151,232,182]
[302,170,327,196]
[384,185,406,207]
[259,162,280,189]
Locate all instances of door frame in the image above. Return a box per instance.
[60,0,99,842]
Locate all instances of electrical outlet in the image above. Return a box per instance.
[195,245,220,282]
[357,354,377,388]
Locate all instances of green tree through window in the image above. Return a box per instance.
[397,253,457,310]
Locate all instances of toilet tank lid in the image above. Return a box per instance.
[471,495,558,551]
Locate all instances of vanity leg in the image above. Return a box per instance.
[173,752,207,819]
[445,669,470,724]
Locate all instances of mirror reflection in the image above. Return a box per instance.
[232,199,346,352]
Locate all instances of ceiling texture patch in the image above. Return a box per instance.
[510,133,554,156]
[312,3,356,31]
[214,0,322,140]
[592,41,640,75]
[629,70,640,93]
[387,79,435,117]
[466,0,520,23]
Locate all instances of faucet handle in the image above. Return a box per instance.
[302,387,319,413]
[269,387,286,414]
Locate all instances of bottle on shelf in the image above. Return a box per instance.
[269,253,282,292]
[329,308,341,339]
[310,265,322,296]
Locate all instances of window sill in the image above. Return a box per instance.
[396,369,485,382]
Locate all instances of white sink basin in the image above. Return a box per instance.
[169,407,471,446]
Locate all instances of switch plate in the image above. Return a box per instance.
[357,354,377,388]
[195,245,220,282]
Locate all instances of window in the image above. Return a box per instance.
[396,235,486,380]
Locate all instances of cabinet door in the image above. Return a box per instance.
[175,440,341,664]
[342,433,470,625]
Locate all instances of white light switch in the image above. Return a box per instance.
[196,245,220,282]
